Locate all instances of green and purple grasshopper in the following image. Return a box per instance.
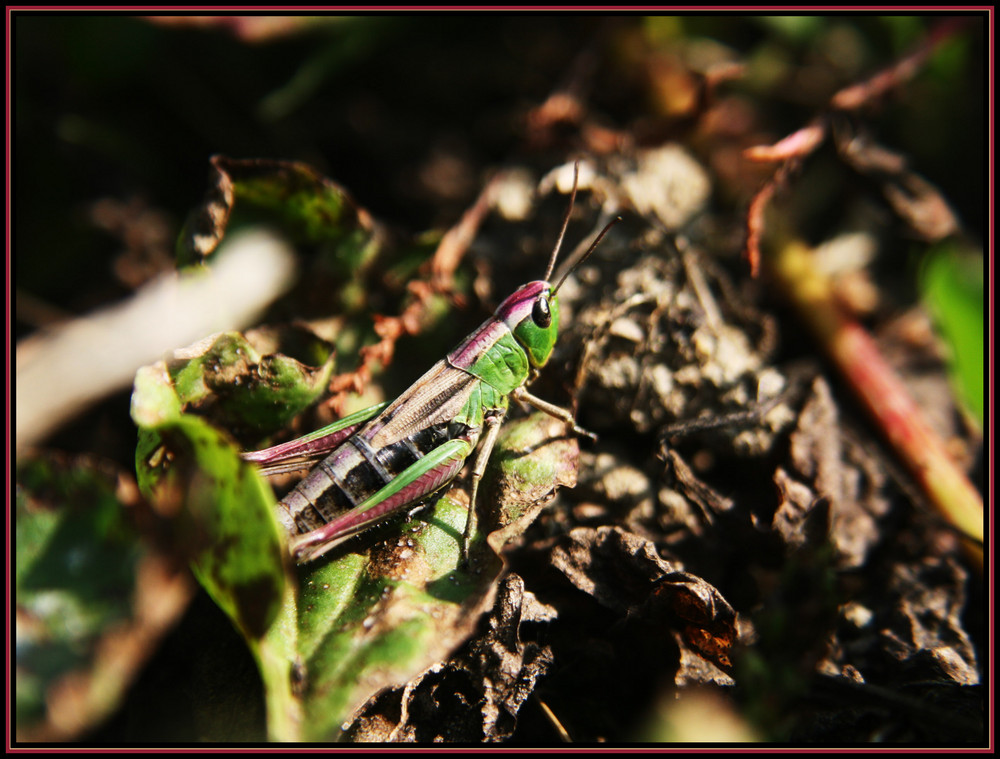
[242,165,617,564]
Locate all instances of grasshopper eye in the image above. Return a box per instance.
[531,296,552,329]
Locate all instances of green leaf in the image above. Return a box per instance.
[280,490,499,741]
[167,330,336,437]
[137,412,301,739]
[132,328,336,503]
[130,363,183,428]
[130,338,299,677]
[177,157,382,284]
[483,412,581,547]
[132,328,335,448]
[273,411,579,740]
[166,415,288,640]
[919,243,984,426]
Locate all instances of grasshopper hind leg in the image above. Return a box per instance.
[290,437,473,563]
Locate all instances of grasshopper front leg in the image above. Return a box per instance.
[512,386,597,442]
[462,409,506,562]
[461,392,590,564]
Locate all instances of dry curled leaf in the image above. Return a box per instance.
[550,526,738,681]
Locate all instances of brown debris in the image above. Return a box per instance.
[551,526,738,682]
[346,574,557,742]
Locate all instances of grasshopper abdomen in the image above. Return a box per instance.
[280,401,474,535]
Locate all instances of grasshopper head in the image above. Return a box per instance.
[492,160,619,372]
[497,280,560,369]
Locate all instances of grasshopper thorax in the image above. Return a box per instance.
[496,280,560,369]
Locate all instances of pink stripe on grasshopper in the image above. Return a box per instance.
[448,318,509,370]
[496,281,548,329]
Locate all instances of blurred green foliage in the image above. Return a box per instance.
[920,243,985,426]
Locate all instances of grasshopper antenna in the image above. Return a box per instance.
[543,160,581,283]
[552,215,622,296]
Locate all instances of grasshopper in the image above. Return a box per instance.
[243,164,617,563]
